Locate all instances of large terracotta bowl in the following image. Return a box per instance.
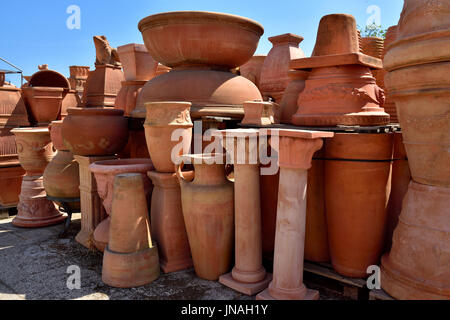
[138,11,264,69]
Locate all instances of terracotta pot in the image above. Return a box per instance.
[22,87,66,126]
[260,33,305,103]
[279,70,309,124]
[114,80,146,116]
[117,43,158,81]
[239,55,266,89]
[177,154,234,280]
[144,102,193,173]
[0,164,25,207]
[381,181,450,300]
[84,65,124,108]
[102,173,160,288]
[361,37,384,59]
[62,108,129,156]
[0,86,30,127]
[60,90,80,119]
[242,101,275,126]
[69,66,90,79]
[325,133,393,277]
[28,69,70,89]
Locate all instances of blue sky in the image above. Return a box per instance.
[1,0,403,87]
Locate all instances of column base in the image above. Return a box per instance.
[219,272,272,296]
[161,257,193,274]
[256,287,319,301]
[75,229,96,250]
[12,209,66,228]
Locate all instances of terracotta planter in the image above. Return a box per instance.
[114,80,146,116]
[242,101,275,126]
[134,11,264,119]
[177,154,234,280]
[260,33,305,103]
[22,87,66,126]
[102,173,160,288]
[84,65,124,108]
[0,164,25,207]
[0,86,30,127]
[117,43,158,82]
[325,133,393,277]
[62,108,129,156]
[60,90,80,119]
[291,14,389,127]
[239,55,266,89]
[144,102,193,173]
[279,70,309,124]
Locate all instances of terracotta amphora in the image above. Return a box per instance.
[144,102,193,173]
[260,33,305,103]
[279,70,309,124]
[62,108,129,157]
[239,55,266,90]
[177,154,234,281]
[102,173,160,288]
[325,133,393,277]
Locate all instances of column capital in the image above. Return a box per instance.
[213,129,261,165]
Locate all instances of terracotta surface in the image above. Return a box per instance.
[260,33,305,103]
[177,154,234,280]
[361,37,384,60]
[291,14,389,127]
[0,128,21,166]
[0,86,30,128]
[83,65,124,108]
[60,90,80,119]
[27,69,70,89]
[279,70,309,124]
[62,108,129,156]
[117,43,158,82]
[102,173,160,288]
[134,11,264,119]
[69,66,90,99]
[0,164,25,207]
[325,133,393,277]
[257,129,333,300]
[214,129,271,295]
[144,102,193,173]
[74,155,115,250]
[114,80,146,116]
[242,101,276,126]
[120,118,151,159]
[239,55,266,89]
[22,87,66,126]
[11,128,66,228]
[380,26,399,123]
[93,217,110,252]
[156,64,171,76]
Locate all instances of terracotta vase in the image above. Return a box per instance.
[11,128,65,228]
[62,108,129,156]
[102,173,160,288]
[84,65,124,108]
[117,43,158,82]
[177,154,234,280]
[0,86,30,128]
[144,102,193,173]
[239,55,266,89]
[324,133,393,277]
[22,87,66,126]
[279,70,309,124]
[0,164,25,207]
[291,14,390,127]
[242,101,275,126]
[133,11,264,119]
[260,33,305,103]
[114,80,146,116]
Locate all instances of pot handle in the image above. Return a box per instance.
[175,161,194,183]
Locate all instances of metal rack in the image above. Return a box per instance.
[0,57,24,86]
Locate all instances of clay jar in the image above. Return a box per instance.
[279,70,309,124]
[239,55,266,89]
[144,102,193,173]
[62,108,129,156]
[325,133,393,277]
[260,33,305,103]
[177,154,234,280]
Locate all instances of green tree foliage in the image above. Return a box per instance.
[358,23,388,38]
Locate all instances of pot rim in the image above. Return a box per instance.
[90,158,154,174]
[11,127,49,134]
[138,11,264,36]
[181,153,226,163]
[22,86,66,92]
[66,107,124,117]
[144,101,192,108]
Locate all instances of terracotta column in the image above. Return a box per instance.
[257,129,333,300]
[215,129,272,296]
[74,155,116,249]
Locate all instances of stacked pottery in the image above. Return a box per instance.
[239,55,266,90]
[279,70,309,124]
[260,33,305,103]
[380,0,450,300]
[133,11,264,120]
[291,14,390,126]
[11,128,66,227]
[145,101,194,273]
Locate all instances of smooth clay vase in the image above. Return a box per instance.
[325,133,393,277]
[279,70,309,124]
[291,14,390,126]
[177,154,234,280]
[11,128,65,228]
[89,159,154,252]
[62,108,129,157]
[102,173,160,288]
[260,33,305,103]
[381,0,450,300]
[144,102,193,173]
[133,11,264,119]
[239,55,266,90]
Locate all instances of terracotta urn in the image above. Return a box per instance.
[118,43,158,82]
[239,55,266,89]
[177,154,234,280]
[279,70,309,124]
[89,158,154,252]
[22,87,66,126]
[11,128,65,228]
[260,33,305,103]
[133,11,264,119]
[291,14,390,126]
[102,173,160,288]
[325,133,393,277]
[242,101,276,126]
[62,108,129,156]
[144,102,193,173]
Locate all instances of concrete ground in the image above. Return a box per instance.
[0,213,343,300]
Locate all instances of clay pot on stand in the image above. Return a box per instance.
[260,33,305,103]
[177,154,234,280]
[279,70,309,124]
[89,159,154,252]
[325,133,394,277]
[22,87,66,126]
[11,128,65,227]
[239,55,266,90]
